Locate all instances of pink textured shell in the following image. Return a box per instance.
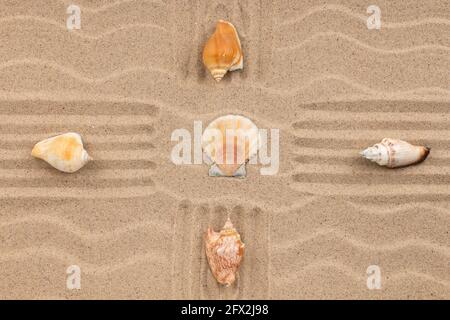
[204,218,245,286]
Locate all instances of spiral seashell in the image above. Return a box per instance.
[202,114,259,177]
[205,218,245,286]
[202,20,243,82]
[31,132,92,173]
[361,138,430,168]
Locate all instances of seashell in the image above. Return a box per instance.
[205,218,245,286]
[361,138,430,168]
[202,20,243,82]
[202,114,259,177]
[31,132,91,173]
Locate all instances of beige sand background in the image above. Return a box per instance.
[0,0,449,299]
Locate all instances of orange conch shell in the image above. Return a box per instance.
[201,115,259,177]
[31,132,91,173]
[361,138,430,168]
[205,218,245,286]
[202,20,243,82]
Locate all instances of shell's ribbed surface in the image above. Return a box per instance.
[210,69,228,82]
[361,138,430,168]
[205,218,245,286]
[202,20,243,82]
[31,132,91,173]
[202,115,259,176]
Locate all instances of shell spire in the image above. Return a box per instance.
[205,218,245,286]
[202,20,243,82]
[31,132,91,173]
[361,138,430,168]
[223,217,234,230]
[202,115,259,177]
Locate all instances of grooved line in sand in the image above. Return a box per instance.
[169,202,270,299]
[0,247,167,274]
[0,16,168,38]
[0,59,173,81]
[0,215,171,242]
[275,31,450,54]
[57,0,165,13]
[276,228,450,257]
[291,183,450,196]
[244,75,450,97]
[278,4,450,28]
[0,92,448,133]
[1,60,448,99]
[274,260,450,290]
[170,201,196,298]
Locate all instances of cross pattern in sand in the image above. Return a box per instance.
[0,0,449,299]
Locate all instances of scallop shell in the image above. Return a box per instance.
[202,20,243,82]
[205,218,245,286]
[361,138,430,168]
[31,132,91,173]
[202,115,259,177]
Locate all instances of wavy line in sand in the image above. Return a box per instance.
[0,91,159,106]
[344,200,450,217]
[0,247,167,274]
[0,16,168,38]
[277,228,450,257]
[1,59,447,99]
[277,196,450,217]
[279,4,450,28]
[27,296,68,300]
[0,59,173,82]
[0,215,171,242]
[1,173,449,215]
[248,74,450,97]
[2,225,445,289]
[0,185,305,211]
[57,0,164,13]
[275,260,450,289]
[0,186,159,199]
[293,94,450,104]
[275,31,450,54]
[153,185,450,216]
[0,37,446,97]
[0,90,447,111]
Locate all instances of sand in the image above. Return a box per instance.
[0,0,449,299]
